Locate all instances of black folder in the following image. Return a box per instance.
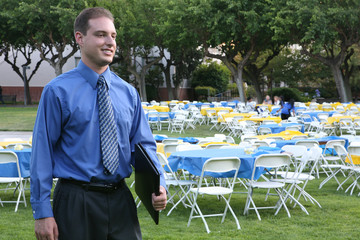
[134,143,160,224]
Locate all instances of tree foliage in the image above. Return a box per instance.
[191,61,231,93]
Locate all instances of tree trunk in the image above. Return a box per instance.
[24,79,32,105]
[329,65,351,102]
[164,68,174,100]
[234,67,246,102]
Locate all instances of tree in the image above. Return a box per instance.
[101,0,164,101]
[272,0,360,102]
[156,0,203,100]
[0,0,48,105]
[191,61,231,93]
[17,0,88,76]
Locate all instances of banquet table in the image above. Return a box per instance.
[326,116,360,124]
[301,111,338,121]
[254,130,307,141]
[0,140,31,148]
[218,112,257,122]
[0,149,31,178]
[240,116,282,124]
[146,112,176,121]
[166,148,282,180]
[273,136,349,149]
[143,105,170,112]
[258,123,305,134]
[200,107,233,116]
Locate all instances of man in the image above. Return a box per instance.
[31,7,167,240]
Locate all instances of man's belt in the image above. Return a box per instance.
[59,178,126,193]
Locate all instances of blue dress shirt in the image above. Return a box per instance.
[30,60,165,219]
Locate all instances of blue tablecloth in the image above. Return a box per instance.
[270,107,307,116]
[166,148,282,180]
[302,111,337,121]
[184,103,214,109]
[153,135,199,144]
[146,112,176,121]
[274,136,349,149]
[258,123,305,133]
[0,149,31,178]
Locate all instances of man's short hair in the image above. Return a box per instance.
[74,7,114,35]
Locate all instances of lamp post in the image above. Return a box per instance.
[22,65,30,106]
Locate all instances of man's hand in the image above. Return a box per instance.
[35,217,59,240]
[152,185,167,211]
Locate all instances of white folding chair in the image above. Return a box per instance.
[243,154,292,220]
[319,144,353,190]
[187,157,241,233]
[156,152,196,216]
[258,127,272,135]
[0,151,27,212]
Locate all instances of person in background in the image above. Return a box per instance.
[277,97,295,120]
[263,95,272,105]
[246,96,256,111]
[273,96,280,106]
[30,7,166,240]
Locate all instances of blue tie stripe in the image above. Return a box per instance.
[97,75,119,174]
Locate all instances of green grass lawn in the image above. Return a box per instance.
[0,107,37,131]
[0,106,359,239]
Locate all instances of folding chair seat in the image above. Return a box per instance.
[156,153,196,216]
[243,154,292,220]
[320,139,346,175]
[162,138,181,144]
[0,151,27,212]
[291,135,308,140]
[188,157,241,233]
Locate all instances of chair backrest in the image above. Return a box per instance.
[253,140,269,147]
[225,136,235,144]
[325,139,346,149]
[0,151,21,178]
[202,157,241,174]
[291,135,308,140]
[254,154,291,168]
[265,136,285,141]
[164,143,180,157]
[5,143,32,149]
[295,140,319,148]
[176,144,202,152]
[162,139,180,144]
[348,145,360,156]
[258,127,272,135]
[285,125,301,131]
[205,143,230,149]
[214,134,226,142]
[281,145,308,158]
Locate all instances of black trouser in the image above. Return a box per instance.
[53,179,142,240]
[281,113,291,120]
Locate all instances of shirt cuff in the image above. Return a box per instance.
[31,201,54,219]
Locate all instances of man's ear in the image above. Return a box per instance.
[75,31,84,46]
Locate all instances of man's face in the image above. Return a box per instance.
[76,16,117,73]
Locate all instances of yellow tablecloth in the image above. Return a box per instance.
[199,142,237,147]
[346,155,360,165]
[326,116,360,124]
[0,140,32,148]
[200,107,233,116]
[240,116,282,123]
[143,106,170,112]
[256,104,273,112]
[218,113,257,122]
[254,130,307,141]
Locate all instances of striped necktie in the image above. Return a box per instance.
[97,75,119,175]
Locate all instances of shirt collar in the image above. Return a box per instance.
[77,60,112,89]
